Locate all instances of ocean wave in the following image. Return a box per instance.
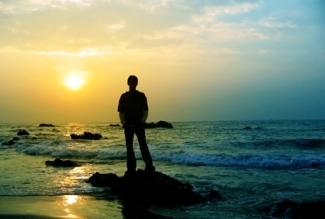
[154,151,325,169]
[16,143,126,160]
[294,139,325,147]
[232,138,325,149]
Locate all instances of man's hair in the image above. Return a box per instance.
[127,75,138,84]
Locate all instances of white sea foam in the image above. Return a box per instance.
[154,151,325,169]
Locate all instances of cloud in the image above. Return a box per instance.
[139,2,267,43]
[259,17,297,29]
[107,21,125,33]
[119,0,182,13]
[192,2,260,24]
[0,0,94,13]
[0,46,116,57]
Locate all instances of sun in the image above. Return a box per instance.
[64,75,84,90]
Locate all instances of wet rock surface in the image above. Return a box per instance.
[145,121,173,129]
[70,132,102,140]
[45,158,80,167]
[17,129,30,136]
[39,123,55,127]
[86,169,220,208]
[267,199,325,219]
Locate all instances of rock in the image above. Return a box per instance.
[45,158,80,167]
[39,123,54,127]
[1,136,20,146]
[17,129,30,135]
[145,121,173,129]
[208,189,223,200]
[86,172,120,187]
[70,132,102,140]
[86,170,218,208]
[12,137,20,141]
[269,199,325,219]
[1,140,15,146]
[270,199,297,217]
[243,126,251,130]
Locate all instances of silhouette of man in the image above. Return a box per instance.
[118,75,155,174]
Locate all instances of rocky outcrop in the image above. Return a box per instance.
[145,121,173,129]
[243,126,262,130]
[1,137,20,146]
[70,132,102,140]
[45,158,80,167]
[39,123,55,127]
[86,170,220,208]
[17,129,30,135]
[267,199,325,219]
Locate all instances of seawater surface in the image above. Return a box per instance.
[1,120,325,218]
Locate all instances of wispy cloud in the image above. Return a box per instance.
[0,0,94,13]
[120,0,178,13]
[260,17,297,29]
[107,22,125,33]
[140,2,267,43]
[0,46,116,57]
[193,3,260,23]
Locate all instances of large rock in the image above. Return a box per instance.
[268,199,325,219]
[39,123,55,127]
[145,121,173,129]
[70,132,102,140]
[109,124,120,127]
[45,158,80,167]
[1,137,19,146]
[86,170,220,207]
[17,129,30,135]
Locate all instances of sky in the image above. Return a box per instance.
[0,0,324,123]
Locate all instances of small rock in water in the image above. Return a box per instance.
[70,132,102,140]
[39,123,55,127]
[45,158,80,167]
[17,129,30,136]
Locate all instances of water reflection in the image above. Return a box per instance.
[64,195,79,206]
[59,195,84,219]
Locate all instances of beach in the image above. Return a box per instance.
[0,195,122,219]
[1,121,325,218]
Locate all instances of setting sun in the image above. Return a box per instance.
[64,75,84,90]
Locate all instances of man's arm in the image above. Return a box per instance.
[118,94,126,125]
[119,112,126,125]
[141,93,149,123]
[141,110,148,123]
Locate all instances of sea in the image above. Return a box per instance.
[0,120,325,219]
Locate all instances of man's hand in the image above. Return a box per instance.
[123,123,135,129]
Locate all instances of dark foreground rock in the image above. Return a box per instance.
[45,158,80,167]
[17,129,30,136]
[39,123,55,127]
[70,132,102,140]
[109,124,120,127]
[86,170,220,208]
[145,121,173,129]
[268,199,325,219]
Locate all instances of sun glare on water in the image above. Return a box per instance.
[64,74,85,90]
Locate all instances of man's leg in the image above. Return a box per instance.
[124,127,136,172]
[135,126,155,171]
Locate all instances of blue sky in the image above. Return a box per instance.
[0,0,324,123]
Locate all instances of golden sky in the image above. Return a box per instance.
[0,0,324,123]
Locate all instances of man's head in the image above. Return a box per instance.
[127,75,138,91]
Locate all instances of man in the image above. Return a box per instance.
[118,75,155,173]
